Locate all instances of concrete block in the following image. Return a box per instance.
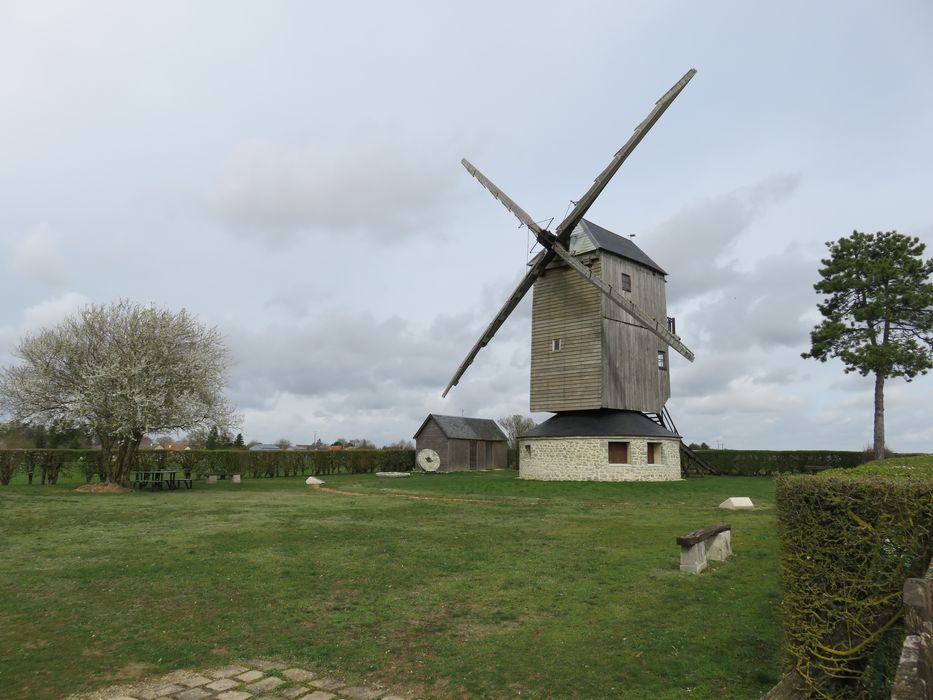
[232,474,241,483]
[305,476,324,486]
[719,497,754,510]
[217,692,252,700]
[236,669,264,682]
[706,530,733,561]
[247,677,285,693]
[283,668,315,682]
[680,540,708,574]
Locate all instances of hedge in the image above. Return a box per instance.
[775,457,933,698]
[0,448,415,483]
[694,449,869,475]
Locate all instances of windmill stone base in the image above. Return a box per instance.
[518,409,681,482]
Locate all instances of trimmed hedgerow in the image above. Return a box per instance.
[775,456,933,698]
[0,448,415,483]
[695,449,868,475]
[172,449,416,478]
[0,449,95,484]
[0,451,14,485]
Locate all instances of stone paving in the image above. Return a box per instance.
[72,660,414,700]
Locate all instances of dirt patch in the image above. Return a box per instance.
[110,662,154,680]
[75,483,131,493]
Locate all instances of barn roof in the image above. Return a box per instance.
[571,219,667,275]
[414,414,507,442]
[524,409,680,439]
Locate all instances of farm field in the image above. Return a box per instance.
[0,471,782,699]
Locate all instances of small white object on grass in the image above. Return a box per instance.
[719,497,754,510]
[305,476,324,486]
[376,472,411,478]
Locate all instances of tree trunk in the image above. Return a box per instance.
[873,372,885,460]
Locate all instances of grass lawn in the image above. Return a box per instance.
[0,471,782,699]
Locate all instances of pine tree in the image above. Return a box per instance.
[802,230,933,459]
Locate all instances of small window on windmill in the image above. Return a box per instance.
[524,444,531,456]
[657,350,668,370]
[647,442,661,464]
[551,338,562,352]
[620,273,632,292]
[608,441,629,464]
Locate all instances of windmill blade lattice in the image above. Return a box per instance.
[443,69,697,397]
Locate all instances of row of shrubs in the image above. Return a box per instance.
[693,448,871,475]
[775,456,933,697]
[0,448,416,485]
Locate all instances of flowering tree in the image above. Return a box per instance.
[497,414,537,449]
[0,300,238,486]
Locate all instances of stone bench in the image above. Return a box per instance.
[677,523,732,574]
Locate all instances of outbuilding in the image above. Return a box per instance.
[413,414,508,472]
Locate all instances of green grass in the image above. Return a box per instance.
[0,471,782,699]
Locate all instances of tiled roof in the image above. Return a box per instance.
[524,409,679,438]
[415,414,507,441]
[576,219,667,275]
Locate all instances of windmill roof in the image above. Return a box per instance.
[524,409,680,439]
[575,219,667,275]
[415,414,507,442]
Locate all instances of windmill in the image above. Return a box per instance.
[443,69,708,481]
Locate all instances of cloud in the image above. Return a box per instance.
[10,223,70,287]
[650,173,802,302]
[221,304,531,444]
[0,291,91,368]
[20,291,90,333]
[206,134,462,247]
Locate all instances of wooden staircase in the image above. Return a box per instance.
[645,408,718,477]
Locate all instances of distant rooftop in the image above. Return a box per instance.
[248,442,281,451]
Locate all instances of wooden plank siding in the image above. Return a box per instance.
[530,250,671,413]
[414,419,450,468]
[599,251,671,412]
[530,257,603,412]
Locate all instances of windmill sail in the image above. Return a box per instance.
[553,68,696,243]
[442,249,550,397]
[443,69,697,396]
[547,240,694,361]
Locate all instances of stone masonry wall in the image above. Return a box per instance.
[518,436,681,481]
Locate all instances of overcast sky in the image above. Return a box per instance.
[2,1,932,450]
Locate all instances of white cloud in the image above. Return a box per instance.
[20,291,90,334]
[206,134,462,247]
[0,291,91,368]
[11,223,70,287]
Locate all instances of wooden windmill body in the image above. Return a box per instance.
[530,219,673,415]
[444,70,706,481]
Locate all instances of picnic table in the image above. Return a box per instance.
[131,469,192,491]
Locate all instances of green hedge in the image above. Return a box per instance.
[0,448,415,483]
[0,449,101,485]
[775,457,933,698]
[694,449,869,475]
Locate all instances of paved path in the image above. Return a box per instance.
[72,660,413,700]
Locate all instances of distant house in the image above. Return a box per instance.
[248,443,281,451]
[413,414,508,472]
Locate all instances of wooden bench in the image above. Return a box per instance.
[677,523,732,574]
